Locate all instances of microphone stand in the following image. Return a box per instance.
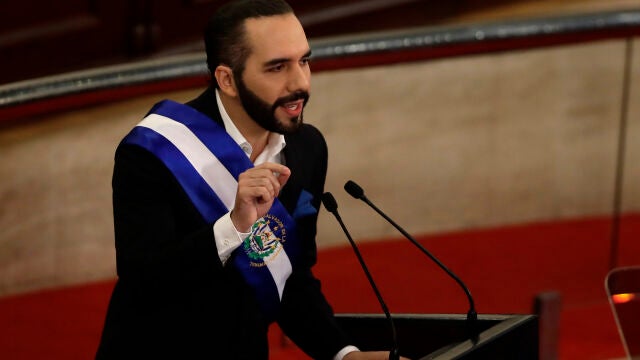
[322,192,400,360]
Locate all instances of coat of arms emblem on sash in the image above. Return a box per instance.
[243,214,287,266]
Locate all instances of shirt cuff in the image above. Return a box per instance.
[333,345,359,360]
[213,212,249,265]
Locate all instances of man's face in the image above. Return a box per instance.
[236,14,311,134]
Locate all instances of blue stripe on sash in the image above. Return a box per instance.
[122,127,229,218]
[234,250,281,318]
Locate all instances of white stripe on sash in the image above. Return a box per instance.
[264,243,292,298]
[138,114,292,299]
[138,114,236,209]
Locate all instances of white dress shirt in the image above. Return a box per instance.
[211,89,286,264]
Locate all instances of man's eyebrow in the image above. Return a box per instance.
[263,50,312,67]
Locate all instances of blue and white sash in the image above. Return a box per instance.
[121,99,301,322]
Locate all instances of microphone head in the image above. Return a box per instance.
[344,180,365,199]
[321,192,338,213]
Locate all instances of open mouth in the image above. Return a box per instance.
[280,100,304,117]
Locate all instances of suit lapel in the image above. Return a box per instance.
[279,137,303,215]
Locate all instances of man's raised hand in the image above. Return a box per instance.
[231,162,291,232]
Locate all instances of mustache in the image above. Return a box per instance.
[272,90,310,109]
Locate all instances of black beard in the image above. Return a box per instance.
[235,74,309,134]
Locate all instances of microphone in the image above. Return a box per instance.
[344,180,478,332]
[321,192,400,360]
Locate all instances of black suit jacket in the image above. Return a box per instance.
[96,87,350,359]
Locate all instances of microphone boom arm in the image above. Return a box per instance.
[361,196,477,323]
[344,180,477,326]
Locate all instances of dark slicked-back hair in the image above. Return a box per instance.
[205,0,294,87]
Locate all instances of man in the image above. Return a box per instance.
[97,1,406,359]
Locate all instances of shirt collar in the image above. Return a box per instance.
[215,89,286,160]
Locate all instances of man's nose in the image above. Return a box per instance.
[287,63,310,92]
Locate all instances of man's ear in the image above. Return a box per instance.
[214,65,238,97]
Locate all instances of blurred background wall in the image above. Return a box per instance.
[2,0,639,84]
[0,0,638,298]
